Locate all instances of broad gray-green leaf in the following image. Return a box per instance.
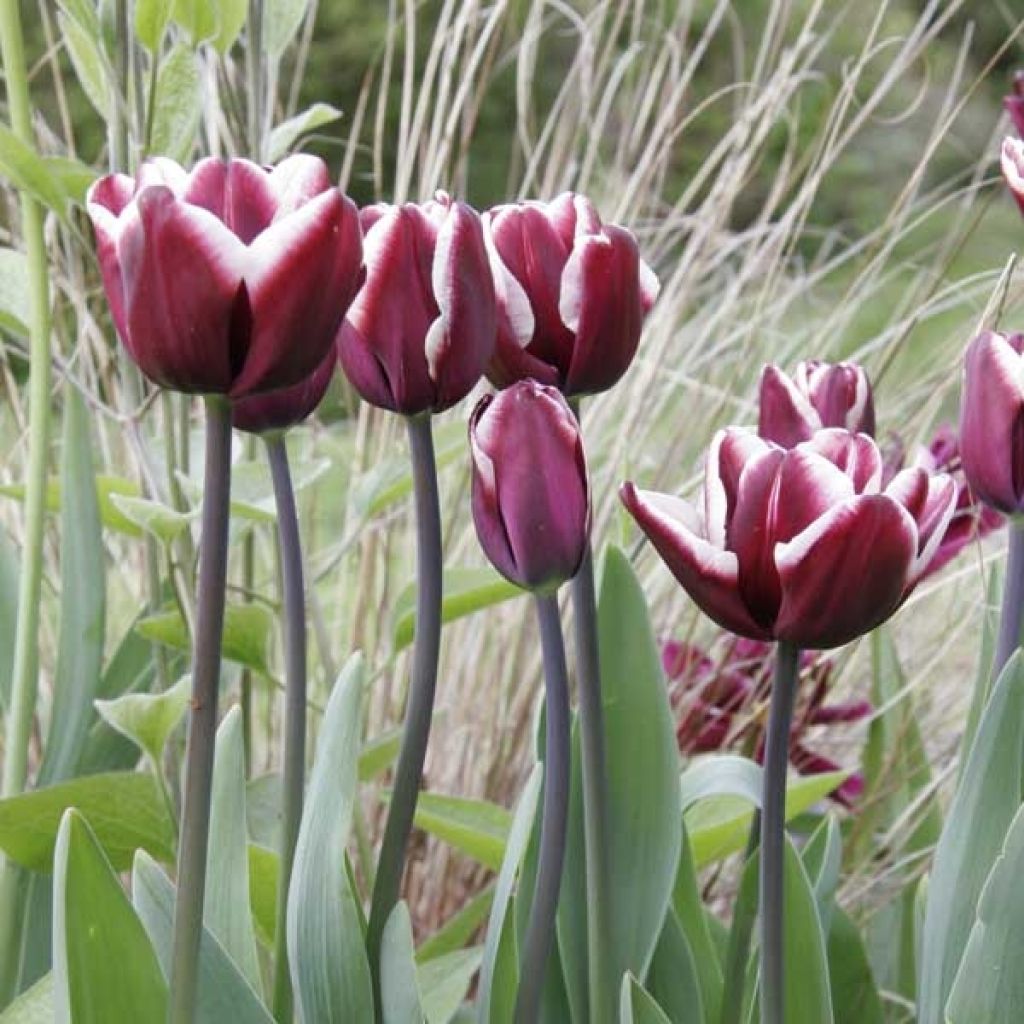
[0,245,30,336]
[419,947,481,1024]
[267,103,342,161]
[206,707,261,991]
[946,802,1024,1023]
[0,771,175,871]
[94,676,190,767]
[58,10,111,119]
[619,973,672,1024]
[109,493,193,543]
[38,387,106,785]
[0,972,53,1023]
[478,764,541,1022]
[148,43,201,162]
[645,908,704,1022]
[132,851,274,1024]
[287,654,372,1022]
[263,0,311,56]
[828,908,883,1024]
[53,810,167,1022]
[134,0,173,50]
[917,652,1024,1024]
[381,902,424,1024]
[137,602,273,673]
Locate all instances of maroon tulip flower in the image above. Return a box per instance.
[1002,138,1024,217]
[469,380,590,592]
[87,156,364,399]
[758,360,875,448]
[960,330,1024,516]
[232,348,335,435]
[483,193,659,397]
[662,638,869,805]
[1006,71,1024,138]
[337,192,496,416]
[621,427,957,649]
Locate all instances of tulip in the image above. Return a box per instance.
[960,330,1024,516]
[621,427,957,650]
[1006,71,1024,137]
[87,156,364,398]
[483,192,659,397]
[232,349,335,435]
[470,380,590,592]
[1002,137,1024,217]
[337,192,497,416]
[758,360,875,447]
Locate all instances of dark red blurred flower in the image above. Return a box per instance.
[232,348,335,434]
[1002,138,1024,217]
[483,193,659,397]
[337,192,496,416]
[662,637,869,805]
[1006,71,1024,138]
[758,360,875,448]
[469,380,590,592]
[87,156,364,399]
[622,428,957,649]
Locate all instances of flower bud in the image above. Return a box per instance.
[758,360,875,448]
[232,349,335,435]
[87,156,364,399]
[469,380,590,591]
[337,193,497,415]
[483,193,659,397]
[959,330,1024,515]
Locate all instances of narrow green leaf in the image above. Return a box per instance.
[148,43,201,162]
[959,562,1002,780]
[381,902,425,1024]
[0,771,174,872]
[53,810,167,1022]
[0,972,53,1023]
[0,246,30,335]
[917,652,1024,1024]
[58,11,111,119]
[828,907,883,1024]
[287,654,373,1022]
[263,0,311,56]
[212,0,248,52]
[417,885,493,963]
[800,815,842,936]
[132,851,274,1024]
[0,474,143,537]
[247,843,279,947]
[0,124,69,217]
[109,493,193,543]
[94,676,190,766]
[42,156,96,206]
[137,602,273,674]
[404,791,511,871]
[477,765,542,1022]
[171,0,217,42]
[134,0,173,50]
[206,707,261,991]
[619,973,673,1024]
[266,102,343,161]
[38,386,106,785]
[418,947,481,1024]
[392,568,522,652]
[360,725,404,782]
[645,908,704,1022]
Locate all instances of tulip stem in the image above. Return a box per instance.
[570,547,614,1023]
[168,397,234,1024]
[265,436,307,1024]
[0,0,53,1000]
[366,414,443,1019]
[994,522,1024,679]
[759,641,799,1024]
[516,592,572,1024]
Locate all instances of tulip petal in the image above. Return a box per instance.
[704,428,775,546]
[621,481,770,640]
[1002,137,1024,215]
[758,364,820,447]
[234,189,363,398]
[86,174,136,343]
[802,428,882,493]
[885,467,958,582]
[774,494,917,649]
[960,330,1024,514]
[268,153,332,215]
[232,347,335,434]
[120,186,246,393]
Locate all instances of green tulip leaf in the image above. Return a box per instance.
[380,902,425,1024]
[418,947,481,1024]
[619,973,673,1024]
[148,43,202,162]
[645,908,704,1022]
[94,675,190,766]
[828,907,883,1024]
[416,884,493,963]
[247,843,279,947]
[0,972,53,1023]
[401,791,511,871]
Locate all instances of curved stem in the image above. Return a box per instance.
[266,436,307,1024]
[994,522,1024,679]
[759,641,799,1024]
[570,548,614,1023]
[366,415,442,1018]
[168,397,233,1024]
[515,593,572,1024]
[0,0,53,1001]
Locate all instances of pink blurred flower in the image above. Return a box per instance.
[1005,71,1024,138]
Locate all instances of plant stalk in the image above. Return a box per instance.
[366,414,443,1018]
[994,521,1024,678]
[515,592,572,1024]
[759,641,799,1024]
[168,397,234,1024]
[570,547,614,1023]
[266,436,307,1024]
[0,0,54,1001]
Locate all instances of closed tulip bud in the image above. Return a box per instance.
[1002,137,1024,216]
[232,348,335,435]
[469,380,590,592]
[483,193,659,397]
[87,156,364,398]
[621,427,957,650]
[758,360,875,448]
[960,330,1024,515]
[337,192,497,416]
[1006,71,1024,137]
